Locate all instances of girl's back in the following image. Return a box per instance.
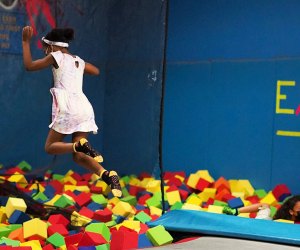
[51,51,85,93]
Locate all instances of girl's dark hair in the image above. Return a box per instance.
[273,195,300,220]
[44,28,74,43]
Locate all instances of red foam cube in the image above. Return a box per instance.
[48,214,70,226]
[93,208,112,222]
[77,231,107,246]
[64,233,84,246]
[196,178,211,191]
[75,192,92,207]
[272,184,291,202]
[47,224,69,237]
[110,229,138,250]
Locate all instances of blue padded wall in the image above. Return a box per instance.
[164,0,300,192]
[102,1,166,175]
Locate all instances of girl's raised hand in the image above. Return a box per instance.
[22,26,33,42]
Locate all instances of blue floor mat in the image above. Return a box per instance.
[147,210,300,246]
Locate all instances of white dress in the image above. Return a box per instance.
[48,51,98,134]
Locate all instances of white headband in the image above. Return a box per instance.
[42,37,69,48]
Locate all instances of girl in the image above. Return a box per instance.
[223,195,300,222]
[22,26,122,197]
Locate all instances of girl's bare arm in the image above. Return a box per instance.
[84,62,100,75]
[238,203,269,213]
[22,26,55,71]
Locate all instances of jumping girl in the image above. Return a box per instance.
[22,26,122,197]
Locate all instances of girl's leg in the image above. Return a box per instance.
[72,132,104,175]
[45,129,71,154]
[72,132,122,198]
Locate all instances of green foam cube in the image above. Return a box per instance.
[270,206,277,218]
[85,222,110,241]
[146,225,173,246]
[213,200,227,207]
[146,196,162,208]
[254,189,267,199]
[91,194,108,207]
[121,195,137,206]
[54,195,74,208]
[121,187,130,197]
[96,243,110,250]
[32,192,48,202]
[46,232,65,248]
[17,160,32,171]
[52,174,64,181]
[170,201,183,210]
[135,211,152,223]
[120,176,130,185]
[105,220,117,228]
[0,237,20,246]
[0,227,12,238]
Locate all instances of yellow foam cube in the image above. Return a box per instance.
[63,185,90,193]
[146,180,161,193]
[122,220,141,232]
[186,195,202,206]
[44,194,61,206]
[71,211,92,226]
[8,173,28,188]
[23,218,48,240]
[229,180,240,192]
[64,169,74,176]
[182,203,202,211]
[203,187,216,197]
[75,186,90,192]
[119,179,125,188]
[231,192,245,199]
[28,183,45,193]
[95,180,110,195]
[241,199,251,206]
[260,192,277,206]
[149,206,162,216]
[112,201,135,217]
[238,213,250,218]
[0,207,7,223]
[140,177,154,188]
[63,185,76,192]
[166,190,181,206]
[62,194,75,202]
[174,174,185,183]
[207,205,223,214]
[274,219,294,224]
[20,240,42,250]
[108,197,120,206]
[238,180,255,197]
[62,176,77,185]
[5,197,27,218]
[198,188,216,202]
[129,177,141,186]
[186,173,200,189]
[195,170,214,183]
[58,245,67,250]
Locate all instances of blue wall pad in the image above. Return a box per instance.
[147,210,300,246]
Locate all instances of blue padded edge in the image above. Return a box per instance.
[147,210,300,246]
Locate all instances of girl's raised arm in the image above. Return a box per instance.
[22,26,55,71]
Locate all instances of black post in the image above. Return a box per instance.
[159,0,170,214]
